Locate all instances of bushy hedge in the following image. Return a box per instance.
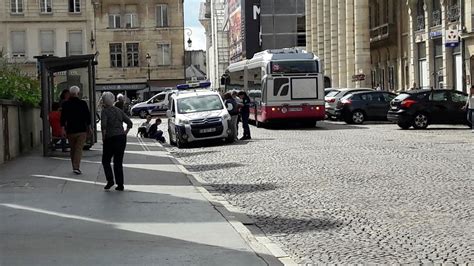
[0,58,41,106]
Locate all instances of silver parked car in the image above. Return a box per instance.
[325,88,374,119]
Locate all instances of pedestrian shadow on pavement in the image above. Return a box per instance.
[184,162,245,172]
[207,183,278,194]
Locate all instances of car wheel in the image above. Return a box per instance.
[413,113,429,129]
[351,111,365,124]
[397,122,411,130]
[139,110,148,119]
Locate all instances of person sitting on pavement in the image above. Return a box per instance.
[137,115,152,137]
[147,118,165,143]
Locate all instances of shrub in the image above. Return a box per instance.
[0,57,41,106]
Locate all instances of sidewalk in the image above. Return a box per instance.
[0,132,282,265]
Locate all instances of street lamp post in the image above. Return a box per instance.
[146,53,151,99]
[184,28,193,82]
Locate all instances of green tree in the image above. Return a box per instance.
[0,56,41,106]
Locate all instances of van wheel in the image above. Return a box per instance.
[139,110,148,119]
[176,137,187,149]
[168,131,176,146]
[413,113,429,129]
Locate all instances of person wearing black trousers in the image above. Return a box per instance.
[100,91,133,191]
[237,91,251,140]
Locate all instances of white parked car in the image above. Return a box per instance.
[166,89,233,148]
[130,90,176,118]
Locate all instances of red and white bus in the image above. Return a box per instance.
[224,48,325,127]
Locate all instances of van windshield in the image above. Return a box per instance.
[177,95,224,114]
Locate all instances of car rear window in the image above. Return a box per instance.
[393,93,410,101]
[326,90,340,97]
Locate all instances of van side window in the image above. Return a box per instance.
[152,94,166,103]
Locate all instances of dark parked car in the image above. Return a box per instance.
[387,89,471,129]
[335,91,397,124]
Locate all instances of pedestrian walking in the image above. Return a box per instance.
[60,86,92,175]
[100,92,133,191]
[223,92,239,140]
[58,88,70,110]
[237,91,251,140]
[464,86,474,132]
[114,93,126,112]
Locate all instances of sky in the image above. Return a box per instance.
[184,0,206,51]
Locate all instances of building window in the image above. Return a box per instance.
[11,31,26,57]
[297,15,306,47]
[125,5,138,28]
[156,5,168,27]
[40,30,55,56]
[68,31,83,55]
[69,0,81,13]
[126,43,139,67]
[11,0,23,14]
[110,43,123,67]
[417,42,429,87]
[40,0,52,13]
[433,38,443,88]
[108,5,121,29]
[157,43,171,65]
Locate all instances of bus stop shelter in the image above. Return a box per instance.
[37,55,98,156]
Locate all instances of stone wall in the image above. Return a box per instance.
[0,100,42,164]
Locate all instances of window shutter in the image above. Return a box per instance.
[40,30,54,54]
[68,31,83,55]
[11,31,26,55]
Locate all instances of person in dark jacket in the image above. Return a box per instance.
[223,92,239,140]
[237,91,251,140]
[147,118,165,143]
[60,86,91,174]
[101,92,133,191]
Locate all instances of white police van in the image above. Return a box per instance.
[166,81,234,148]
[130,90,176,118]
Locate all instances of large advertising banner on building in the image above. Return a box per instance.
[229,0,243,63]
[244,0,261,60]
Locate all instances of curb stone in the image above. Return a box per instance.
[152,141,298,266]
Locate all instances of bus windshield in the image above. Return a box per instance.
[270,60,318,74]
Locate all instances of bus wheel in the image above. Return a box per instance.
[304,120,317,128]
[255,119,263,128]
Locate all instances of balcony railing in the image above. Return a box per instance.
[431,10,441,27]
[447,4,460,22]
[416,15,425,31]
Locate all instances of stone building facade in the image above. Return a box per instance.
[200,0,229,91]
[0,0,94,77]
[93,0,185,99]
[306,0,471,93]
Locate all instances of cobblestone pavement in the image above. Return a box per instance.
[162,121,473,264]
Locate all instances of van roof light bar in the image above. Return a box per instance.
[176,81,211,90]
